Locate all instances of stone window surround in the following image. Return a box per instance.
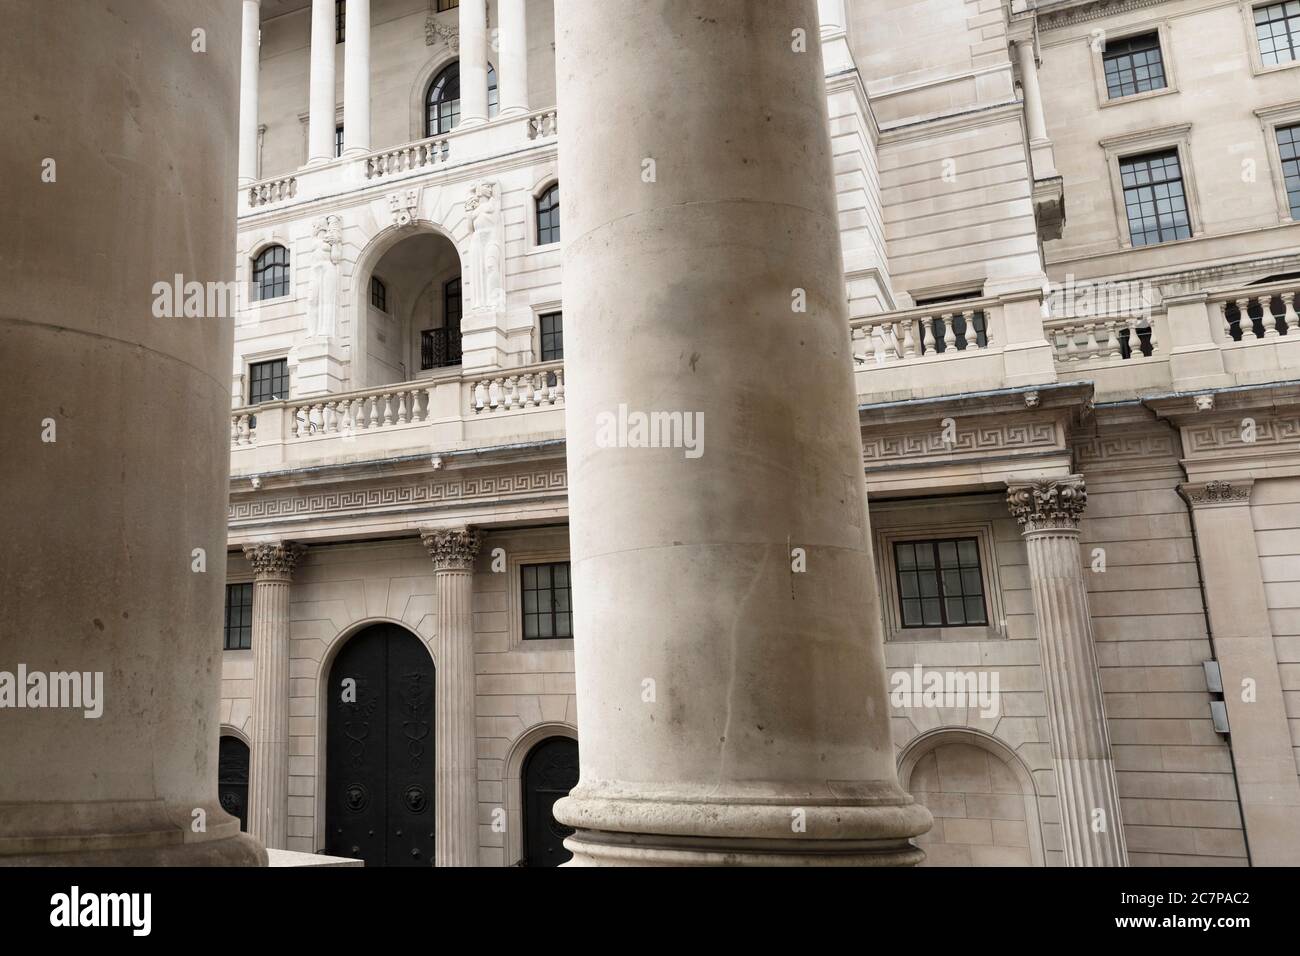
[1088,18,1179,111]
[528,298,562,363]
[1099,123,1202,249]
[242,347,295,406]
[501,538,573,652]
[874,520,1008,643]
[1240,0,1300,76]
[1254,100,1300,222]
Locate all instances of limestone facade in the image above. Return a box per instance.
[221,0,1300,865]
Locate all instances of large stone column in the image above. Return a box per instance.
[552,0,930,866]
[459,0,489,127]
[243,543,305,850]
[0,0,263,865]
[307,0,337,163]
[239,0,262,185]
[1006,476,1127,866]
[498,0,529,116]
[1013,35,1047,143]
[342,0,370,156]
[422,528,483,867]
[1179,479,1300,865]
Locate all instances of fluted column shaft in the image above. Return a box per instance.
[238,0,261,184]
[307,0,337,162]
[1008,477,1126,866]
[244,543,305,850]
[423,528,483,867]
[342,0,370,155]
[498,0,529,116]
[459,0,489,126]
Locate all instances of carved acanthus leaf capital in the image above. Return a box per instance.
[1006,475,1087,533]
[421,528,483,571]
[243,542,306,580]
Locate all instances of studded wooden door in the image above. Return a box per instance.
[522,736,579,867]
[326,624,435,867]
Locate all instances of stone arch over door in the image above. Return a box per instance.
[502,722,576,866]
[322,621,435,867]
[898,728,1046,867]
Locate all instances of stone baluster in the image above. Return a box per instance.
[1236,297,1253,339]
[1103,320,1119,360]
[941,312,956,351]
[920,315,935,355]
[962,310,978,350]
[396,391,409,425]
[901,318,916,359]
[1263,294,1280,338]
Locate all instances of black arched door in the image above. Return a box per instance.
[217,736,250,831]
[522,736,579,867]
[325,624,435,867]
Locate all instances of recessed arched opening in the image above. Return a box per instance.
[359,228,463,387]
[217,734,251,832]
[519,735,579,867]
[324,622,435,867]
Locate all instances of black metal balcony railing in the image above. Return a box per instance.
[421,327,461,370]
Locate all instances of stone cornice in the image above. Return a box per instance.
[420,528,483,571]
[242,542,306,580]
[1036,0,1171,30]
[1179,478,1255,508]
[1006,475,1088,532]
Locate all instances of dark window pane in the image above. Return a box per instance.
[540,311,564,362]
[922,599,942,626]
[893,537,987,629]
[520,561,573,640]
[938,541,959,567]
[1119,150,1192,246]
[902,599,922,626]
[249,358,288,405]
[252,244,289,301]
[896,543,916,570]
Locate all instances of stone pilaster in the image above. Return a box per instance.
[1006,476,1127,866]
[422,528,483,866]
[551,0,930,865]
[1179,478,1300,865]
[244,542,305,850]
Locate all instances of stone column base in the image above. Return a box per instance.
[0,799,267,866]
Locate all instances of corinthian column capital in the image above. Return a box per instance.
[420,528,483,572]
[242,542,306,580]
[1006,475,1087,534]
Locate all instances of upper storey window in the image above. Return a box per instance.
[1120,150,1192,246]
[252,244,289,301]
[1279,124,1300,218]
[1102,32,1166,99]
[425,61,500,137]
[1254,2,1300,65]
[537,183,560,245]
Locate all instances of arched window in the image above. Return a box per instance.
[425,61,499,136]
[252,244,289,301]
[537,183,560,245]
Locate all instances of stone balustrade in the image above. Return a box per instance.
[1045,315,1157,366]
[1212,279,1300,342]
[363,135,450,180]
[229,361,566,471]
[527,109,558,140]
[851,297,1000,368]
[247,175,297,208]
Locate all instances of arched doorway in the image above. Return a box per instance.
[359,230,462,388]
[217,735,250,832]
[521,736,579,867]
[325,623,435,867]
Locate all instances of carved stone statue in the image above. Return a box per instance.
[307,214,343,339]
[465,180,503,312]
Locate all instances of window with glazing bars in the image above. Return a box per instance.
[540,311,563,362]
[335,124,344,157]
[521,562,572,639]
[1254,1,1300,65]
[437,0,459,10]
[252,245,289,301]
[370,275,387,312]
[537,183,560,245]
[224,583,254,650]
[1102,32,1166,99]
[1279,123,1300,218]
[1120,150,1192,246]
[336,0,345,43]
[893,539,987,628]
[249,359,288,405]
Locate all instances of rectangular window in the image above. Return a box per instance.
[370,275,387,312]
[521,562,573,639]
[893,539,987,628]
[1119,149,1193,246]
[336,0,345,43]
[249,358,289,405]
[540,311,563,362]
[335,124,344,158]
[1102,32,1166,99]
[1254,1,1300,66]
[1279,123,1300,218]
[224,583,254,650]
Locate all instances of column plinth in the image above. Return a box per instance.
[1006,476,1127,866]
[551,0,930,866]
[244,542,305,850]
[422,528,483,867]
